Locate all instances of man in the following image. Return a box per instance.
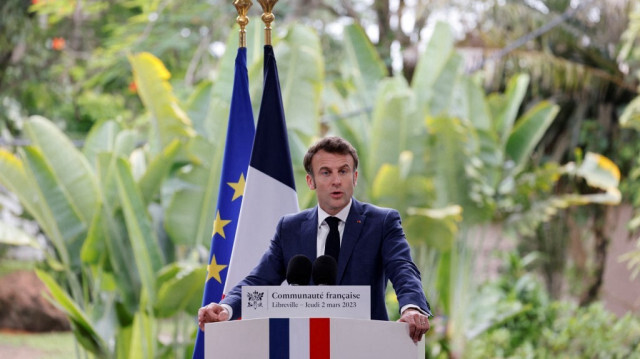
[198,136,431,342]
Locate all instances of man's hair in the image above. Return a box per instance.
[303,136,359,174]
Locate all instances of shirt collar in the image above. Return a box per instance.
[317,199,352,227]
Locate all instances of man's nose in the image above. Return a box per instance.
[331,174,342,185]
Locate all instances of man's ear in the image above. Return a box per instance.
[306,173,316,190]
[353,170,358,186]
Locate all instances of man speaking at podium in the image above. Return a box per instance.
[198,136,432,342]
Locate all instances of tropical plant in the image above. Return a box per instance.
[465,256,640,359]
[458,0,640,304]
[323,21,622,357]
[464,252,555,358]
[0,16,326,356]
[619,0,640,281]
[1,2,632,357]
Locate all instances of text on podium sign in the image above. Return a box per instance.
[241,286,370,319]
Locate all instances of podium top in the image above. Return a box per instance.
[241,285,371,319]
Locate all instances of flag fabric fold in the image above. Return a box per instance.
[223,44,299,295]
[192,47,255,359]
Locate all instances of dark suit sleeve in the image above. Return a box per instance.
[220,217,288,319]
[382,210,432,316]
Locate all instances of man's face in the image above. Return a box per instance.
[306,150,358,215]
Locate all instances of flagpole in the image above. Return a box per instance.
[257,0,277,45]
[234,0,252,48]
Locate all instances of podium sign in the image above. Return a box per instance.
[241,285,370,319]
[205,318,425,359]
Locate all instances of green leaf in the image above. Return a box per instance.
[129,311,156,358]
[139,139,181,204]
[342,23,388,105]
[463,77,492,131]
[0,150,49,238]
[412,21,455,106]
[185,81,214,139]
[83,120,139,173]
[505,101,559,174]
[23,146,85,265]
[427,116,482,222]
[370,161,434,211]
[80,210,106,265]
[277,23,324,140]
[36,269,107,356]
[164,136,219,247]
[405,205,462,250]
[24,116,99,226]
[620,94,640,131]
[369,78,413,177]
[83,120,126,165]
[90,154,141,304]
[129,52,195,154]
[492,74,530,145]
[428,53,464,116]
[154,263,206,318]
[115,157,164,304]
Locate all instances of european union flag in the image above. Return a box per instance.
[192,47,255,359]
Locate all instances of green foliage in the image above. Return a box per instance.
[619,3,640,281]
[468,301,640,359]
[324,20,624,357]
[464,252,554,357]
[461,252,640,359]
[539,302,640,358]
[1,2,635,358]
[0,17,326,357]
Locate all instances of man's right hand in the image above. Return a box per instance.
[198,303,230,331]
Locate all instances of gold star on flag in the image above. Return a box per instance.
[227,173,246,201]
[207,255,227,283]
[212,211,231,239]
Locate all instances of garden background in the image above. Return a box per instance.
[1,0,640,357]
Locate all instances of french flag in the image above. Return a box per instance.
[205,318,330,358]
[270,318,330,359]
[223,44,299,294]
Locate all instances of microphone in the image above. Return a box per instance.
[286,255,312,285]
[312,255,338,285]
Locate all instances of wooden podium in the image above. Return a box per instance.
[204,317,425,358]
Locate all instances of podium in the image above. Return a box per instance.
[204,317,425,358]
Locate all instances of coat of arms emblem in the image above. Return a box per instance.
[247,290,264,309]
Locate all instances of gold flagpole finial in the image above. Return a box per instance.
[234,0,252,48]
[257,0,278,45]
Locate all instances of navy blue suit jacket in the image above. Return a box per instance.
[221,199,431,320]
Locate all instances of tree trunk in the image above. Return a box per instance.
[580,205,610,305]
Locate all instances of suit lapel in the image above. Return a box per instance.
[300,208,318,260]
[337,199,365,284]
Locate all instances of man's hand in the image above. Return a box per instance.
[198,303,230,331]
[397,308,430,343]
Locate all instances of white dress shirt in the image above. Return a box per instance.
[316,200,352,257]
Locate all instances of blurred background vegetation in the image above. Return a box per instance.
[1,0,640,357]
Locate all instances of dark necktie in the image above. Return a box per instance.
[324,216,341,261]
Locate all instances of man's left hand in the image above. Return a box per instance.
[397,308,430,343]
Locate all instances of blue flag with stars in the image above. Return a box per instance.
[192,47,255,359]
